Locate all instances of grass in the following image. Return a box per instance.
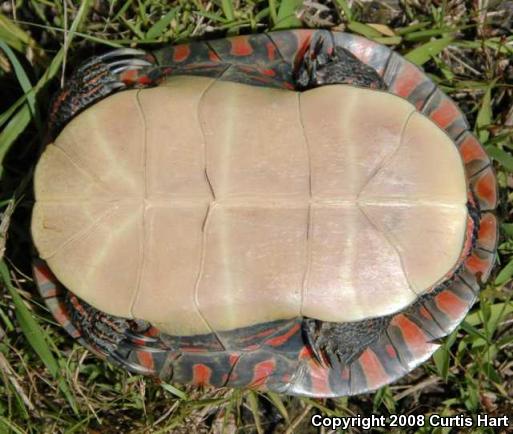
[0,0,512,432]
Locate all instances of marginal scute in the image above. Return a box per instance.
[33,76,469,334]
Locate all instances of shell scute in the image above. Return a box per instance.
[422,88,469,139]
[352,348,391,394]
[457,132,491,177]
[476,212,498,252]
[387,314,439,369]
[383,52,436,110]
[470,166,498,211]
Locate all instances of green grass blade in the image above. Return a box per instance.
[246,391,263,434]
[0,41,42,134]
[221,0,235,21]
[475,83,495,143]
[263,392,289,422]
[268,0,278,25]
[161,383,187,400]
[404,36,454,66]
[495,259,513,286]
[347,22,382,38]
[0,416,26,434]
[0,13,41,54]
[0,261,78,414]
[485,145,513,172]
[145,9,177,40]
[273,0,302,29]
[0,95,26,129]
[0,105,32,173]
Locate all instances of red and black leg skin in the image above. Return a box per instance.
[47,48,160,140]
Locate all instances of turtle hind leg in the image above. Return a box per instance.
[295,38,385,90]
[48,48,160,139]
[303,315,391,368]
[63,292,170,376]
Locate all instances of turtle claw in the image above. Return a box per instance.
[48,47,159,138]
[107,58,154,75]
[124,330,160,344]
[80,47,149,70]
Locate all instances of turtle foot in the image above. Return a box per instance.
[303,316,391,368]
[295,39,386,90]
[48,48,159,139]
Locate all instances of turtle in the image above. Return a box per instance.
[31,29,498,397]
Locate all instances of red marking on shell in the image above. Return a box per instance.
[172,44,191,62]
[44,288,59,298]
[435,290,467,319]
[419,306,433,320]
[192,363,212,386]
[459,134,488,164]
[34,263,52,282]
[250,359,276,387]
[308,363,331,395]
[465,252,493,276]
[208,50,220,62]
[240,327,276,343]
[229,354,239,366]
[462,215,475,258]
[265,323,300,347]
[385,344,397,358]
[54,307,70,325]
[230,36,253,57]
[266,42,277,61]
[429,98,461,130]
[262,68,276,77]
[137,351,155,371]
[392,63,424,100]
[359,348,389,389]
[478,213,497,251]
[390,314,431,359]
[474,169,497,209]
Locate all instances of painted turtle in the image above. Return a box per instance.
[31,30,498,396]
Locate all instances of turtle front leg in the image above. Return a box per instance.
[48,48,161,139]
[295,38,385,90]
